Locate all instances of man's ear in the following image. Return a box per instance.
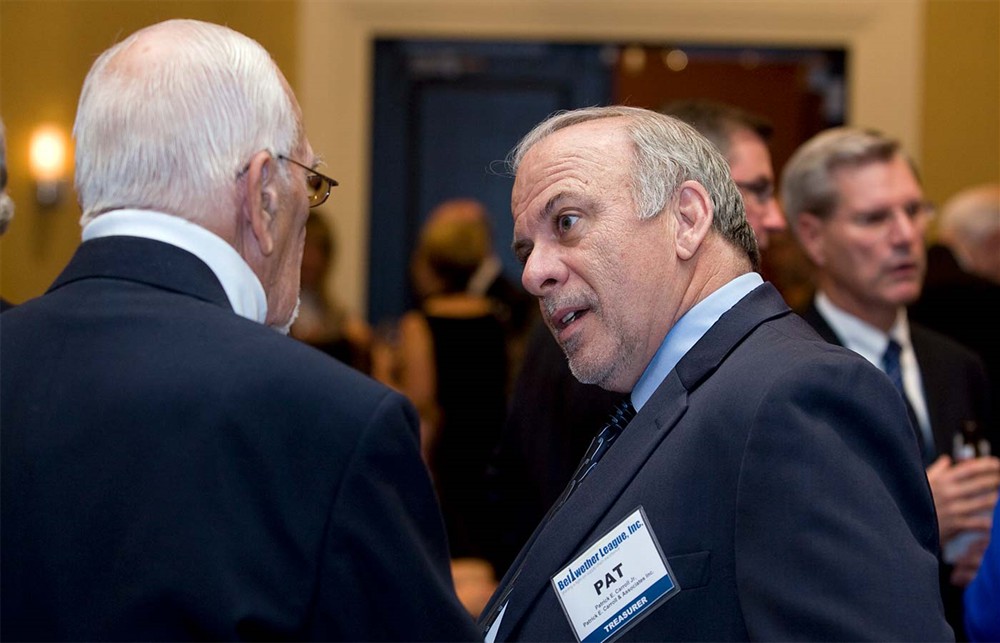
[673,180,714,261]
[794,211,827,267]
[240,150,279,257]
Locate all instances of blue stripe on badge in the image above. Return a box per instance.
[582,575,676,643]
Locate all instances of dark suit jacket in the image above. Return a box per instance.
[486,319,622,576]
[1,237,479,641]
[480,283,951,641]
[909,244,1000,424]
[800,300,994,641]
[800,302,995,458]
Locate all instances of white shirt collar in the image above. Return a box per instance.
[82,209,268,324]
[814,291,931,439]
[814,291,911,364]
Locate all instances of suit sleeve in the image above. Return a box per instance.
[735,354,954,641]
[307,390,480,641]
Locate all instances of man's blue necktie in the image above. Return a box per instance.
[563,398,637,500]
[883,339,905,394]
[883,338,933,463]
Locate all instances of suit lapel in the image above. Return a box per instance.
[494,283,791,640]
[493,375,687,641]
[909,325,949,454]
[800,302,844,346]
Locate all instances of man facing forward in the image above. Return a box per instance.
[478,106,951,641]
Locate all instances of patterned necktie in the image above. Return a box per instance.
[479,397,638,638]
[563,398,637,501]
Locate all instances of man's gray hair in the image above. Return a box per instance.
[781,127,906,229]
[507,105,759,270]
[73,19,300,225]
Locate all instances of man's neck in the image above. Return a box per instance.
[678,240,754,324]
[816,285,899,332]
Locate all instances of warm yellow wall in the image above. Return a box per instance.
[0,0,298,305]
[921,0,1000,208]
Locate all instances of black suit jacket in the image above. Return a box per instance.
[486,319,622,575]
[1,237,479,641]
[480,284,950,641]
[910,244,1000,423]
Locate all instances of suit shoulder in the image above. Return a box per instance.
[188,315,414,427]
[755,312,862,363]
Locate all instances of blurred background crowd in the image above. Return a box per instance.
[1,0,997,639]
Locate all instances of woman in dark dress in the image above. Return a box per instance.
[374,201,509,616]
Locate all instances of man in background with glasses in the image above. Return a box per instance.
[661,99,786,251]
[0,19,478,641]
[783,126,999,640]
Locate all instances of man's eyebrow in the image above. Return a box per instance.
[541,191,566,219]
[511,191,574,263]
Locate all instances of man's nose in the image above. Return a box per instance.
[764,199,786,232]
[887,209,924,245]
[521,246,567,297]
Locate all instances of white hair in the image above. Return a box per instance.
[73,19,300,225]
[938,184,1000,246]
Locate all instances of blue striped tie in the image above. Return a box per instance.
[564,398,637,500]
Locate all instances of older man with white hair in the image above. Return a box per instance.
[0,19,478,641]
[911,182,1000,462]
[936,183,1000,285]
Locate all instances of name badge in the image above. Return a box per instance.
[550,507,679,643]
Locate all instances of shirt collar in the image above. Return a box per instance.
[814,291,910,367]
[631,272,764,410]
[82,209,268,324]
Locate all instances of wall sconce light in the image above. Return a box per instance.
[29,125,69,208]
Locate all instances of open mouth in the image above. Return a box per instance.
[553,307,589,332]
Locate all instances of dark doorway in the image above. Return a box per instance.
[369,39,846,323]
[369,40,611,325]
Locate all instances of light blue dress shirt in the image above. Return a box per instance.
[631,272,763,410]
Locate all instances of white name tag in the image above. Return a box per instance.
[550,507,678,643]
